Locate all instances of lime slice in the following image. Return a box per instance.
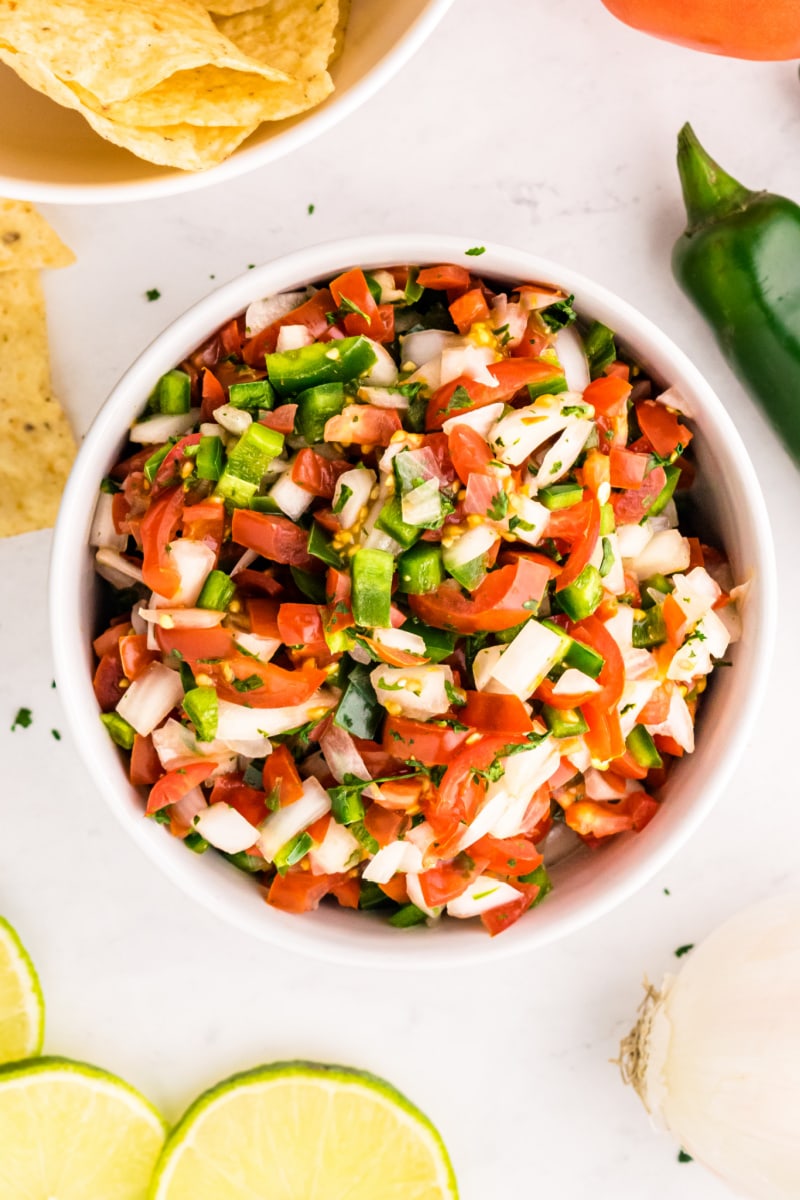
[0,915,44,1063]
[0,1056,166,1199]
[150,1061,458,1200]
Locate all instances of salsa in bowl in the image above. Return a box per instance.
[51,238,775,965]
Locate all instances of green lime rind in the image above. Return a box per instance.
[0,914,45,1061]
[149,1060,458,1200]
[0,1054,167,1133]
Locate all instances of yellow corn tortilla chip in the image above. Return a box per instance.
[204,0,259,14]
[331,0,351,66]
[0,0,288,106]
[214,0,338,121]
[0,270,76,537]
[0,50,258,170]
[0,201,75,272]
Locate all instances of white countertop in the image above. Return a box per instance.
[2,0,800,1195]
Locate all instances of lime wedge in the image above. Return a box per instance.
[150,1061,458,1200]
[0,914,44,1063]
[0,1057,166,1199]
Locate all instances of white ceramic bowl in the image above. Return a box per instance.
[0,0,452,205]
[50,235,776,967]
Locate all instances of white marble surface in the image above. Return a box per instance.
[2,0,800,1195]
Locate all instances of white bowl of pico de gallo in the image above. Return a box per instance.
[50,236,776,966]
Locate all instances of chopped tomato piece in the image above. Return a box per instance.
[554,499,601,592]
[639,683,672,726]
[209,773,268,827]
[379,875,409,904]
[426,359,560,430]
[189,655,326,708]
[140,486,185,598]
[155,625,235,661]
[608,447,650,490]
[259,405,297,435]
[449,288,490,334]
[409,558,551,634]
[277,603,325,647]
[146,761,217,815]
[330,268,382,339]
[130,733,162,787]
[323,406,402,446]
[468,835,542,878]
[565,791,658,838]
[570,615,626,712]
[418,854,487,908]
[653,734,685,758]
[447,424,494,484]
[611,464,666,524]
[231,510,313,568]
[200,368,226,422]
[291,449,350,499]
[460,691,533,734]
[242,288,335,365]
[119,634,158,681]
[93,648,126,712]
[416,264,471,292]
[266,870,337,913]
[425,734,528,852]
[232,569,283,598]
[364,804,409,848]
[582,703,625,763]
[374,777,425,811]
[584,375,631,449]
[92,618,131,659]
[152,434,202,493]
[480,882,540,936]
[182,498,225,557]
[382,715,469,765]
[262,744,304,806]
[329,875,361,909]
[636,400,693,458]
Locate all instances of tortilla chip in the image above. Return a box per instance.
[214,0,338,121]
[0,50,258,171]
[204,0,259,14]
[0,271,76,537]
[0,0,288,106]
[0,201,75,272]
[331,0,351,66]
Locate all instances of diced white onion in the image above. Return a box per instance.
[232,631,280,663]
[442,524,499,573]
[138,607,223,629]
[488,621,566,700]
[654,384,694,418]
[370,664,454,719]
[163,538,216,607]
[670,567,721,628]
[214,404,252,436]
[503,496,550,547]
[629,530,691,580]
[200,422,223,439]
[244,291,308,337]
[333,466,375,530]
[617,523,652,560]
[319,724,370,784]
[489,398,572,467]
[230,548,258,577]
[532,419,593,488]
[257,777,331,862]
[275,324,314,352]
[487,740,560,839]
[400,330,462,373]
[358,386,409,410]
[90,492,127,552]
[590,531,625,595]
[442,401,505,438]
[169,786,208,834]
[116,662,184,735]
[129,410,199,444]
[405,874,441,919]
[370,270,405,305]
[95,548,144,589]
[472,645,508,693]
[552,668,601,696]
[362,840,425,884]
[667,608,730,682]
[447,876,523,918]
[215,691,335,741]
[646,685,695,753]
[555,326,591,392]
[440,344,498,388]
[361,340,398,387]
[195,803,260,854]
[269,469,314,520]
[308,820,361,876]
[402,478,443,529]
[372,627,427,657]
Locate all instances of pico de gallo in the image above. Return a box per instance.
[90,262,742,936]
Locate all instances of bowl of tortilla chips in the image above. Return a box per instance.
[0,0,453,203]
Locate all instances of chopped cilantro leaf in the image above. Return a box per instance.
[442,384,473,416]
[333,483,353,515]
[339,295,370,322]
[145,288,161,302]
[51,729,61,741]
[540,294,577,331]
[678,1150,693,1163]
[11,707,32,731]
[674,943,694,958]
[231,674,264,693]
[487,490,509,521]
[307,203,315,215]
[465,246,486,256]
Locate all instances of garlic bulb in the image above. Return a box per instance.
[621,893,800,1199]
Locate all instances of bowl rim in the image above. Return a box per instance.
[0,0,454,206]
[50,234,778,967]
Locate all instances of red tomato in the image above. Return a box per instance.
[93,649,126,711]
[364,804,409,848]
[379,875,409,904]
[480,882,540,936]
[416,264,471,292]
[141,486,185,598]
[358,635,428,668]
[146,761,217,815]
[234,569,283,598]
[545,499,591,542]
[535,676,600,710]
[374,777,425,811]
[330,268,382,338]
[382,715,470,765]
[151,434,202,493]
[418,854,487,908]
[219,317,243,357]
[426,734,529,851]
[242,288,335,365]
[200,368,226,423]
[498,548,562,580]
[119,634,158,681]
[110,446,155,481]
[553,499,601,592]
[463,473,502,516]
[448,424,494,484]
[182,498,225,557]
[608,447,650,490]
[460,692,533,734]
[426,359,559,430]
[291,449,350,499]
[468,835,543,878]
[329,875,361,909]
[130,733,162,787]
[323,405,402,446]
[653,734,685,758]
[409,558,551,634]
[565,791,658,838]
[325,567,351,605]
[209,773,268,827]
[570,615,626,712]
[92,618,131,659]
[262,744,304,806]
[155,625,235,660]
[449,288,491,334]
[636,400,692,458]
[580,449,611,495]
[277,603,325,646]
[582,703,625,763]
[266,870,337,913]
[259,405,297,435]
[612,751,650,781]
[417,432,458,486]
[231,510,313,567]
[610,465,666,524]
[639,683,671,726]
[584,375,631,449]
[247,597,280,639]
[190,655,327,708]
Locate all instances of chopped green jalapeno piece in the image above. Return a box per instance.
[334,662,381,739]
[599,537,615,578]
[330,784,366,826]
[273,831,314,875]
[526,369,568,400]
[100,712,136,750]
[397,543,444,594]
[182,686,218,743]
[155,369,191,414]
[640,573,674,608]
[351,548,393,628]
[359,880,394,910]
[228,378,276,411]
[295,382,346,443]
[541,704,589,738]
[266,336,378,395]
[375,495,421,550]
[143,441,174,483]
[626,723,663,768]
[583,321,617,378]
[540,619,605,677]
[599,503,616,535]
[404,267,425,305]
[307,521,344,569]
[553,564,604,621]
[215,422,284,507]
[388,903,428,928]
[517,864,553,905]
[645,463,681,519]
[538,482,584,510]
[633,605,668,647]
[196,435,224,481]
[401,617,455,663]
[196,570,235,611]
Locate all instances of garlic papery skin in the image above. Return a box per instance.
[621,893,800,1200]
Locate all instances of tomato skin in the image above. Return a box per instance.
[262,744,304,806]
[554,499,601,592]
[374,777,424,811]
[449,288,490,334]
[231,510,313,568]
[267,870,339,913]
[190,655,327,708]
[155,625,235,661]
[119,634,158,681]
[182,498,225,557]
[535,676,600,710]
[426,734,528,852]
[582,703,626,763]
[130,733,162,787]
[426,359,559,430]
[468,835,542,877]
[418,854,488,908]
[364,804,409,848]
[93,617,131,659]
[379,875,409,904]
[323,406,402,446]
[93,648,126,711]
[460,691,533,734]
[382,715,469,765]
[242,288,335,366]
[146,761,217,815]
[608,447,650,490]
[330,268,383,339]
[200,368,226,423]
[636,400,692,458]
[611,464,666,524]
[259,405,297,436]
[208,773,267,827]
[570,615,626,712]
[234,569,283,599]
[654,734,685,758]
[416,264,471,292]
[291,449,350,499]
[447,424,494,484]
[409,557,551,634]
[565,791,658,838]
[141,486,185,598]
[329,875,361,909]
[480,882,540,936]
[326,567,351,605]
[277,603,325,647]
